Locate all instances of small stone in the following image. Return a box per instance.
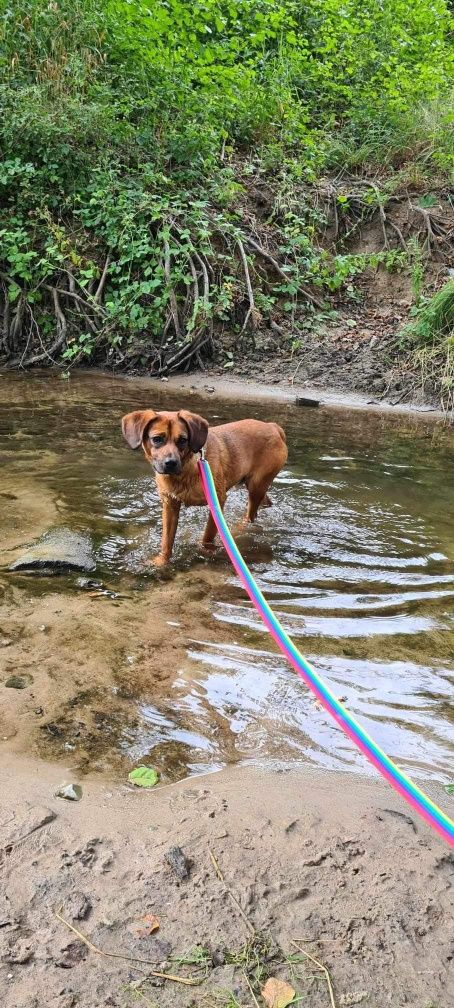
[75,578,104,590]
[55,784,82,802]
[295,396,320,408]
[4,674,33,690]
[0,639,13,648]
[10,528,95,574]
[165,845,191,880]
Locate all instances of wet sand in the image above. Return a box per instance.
[1,755,453,1008]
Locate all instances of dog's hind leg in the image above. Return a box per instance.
[245,475,278,523]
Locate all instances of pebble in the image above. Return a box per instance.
[165,845,191,880]
[5,674,33,689]
[64,891,92,921]
[295,396,320,408]
[55,784,83,802]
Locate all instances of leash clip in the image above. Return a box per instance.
[198,447,205,461]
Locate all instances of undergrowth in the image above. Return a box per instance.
[0,1,453,385]
[400,279,454,406]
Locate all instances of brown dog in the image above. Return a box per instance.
[121,408,287,566]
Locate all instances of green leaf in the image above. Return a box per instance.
[444,783,454,795]
[417,194,438,209]
[128,766,159,788]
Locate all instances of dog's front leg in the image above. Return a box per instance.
[151,495,181,567]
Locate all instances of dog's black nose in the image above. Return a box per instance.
[163,457,179,473]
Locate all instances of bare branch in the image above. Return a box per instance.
[2,285,10,352]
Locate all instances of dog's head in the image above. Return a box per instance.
[121,409,209,475]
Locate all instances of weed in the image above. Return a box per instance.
[170,944,212,975]
[400,278,454,406]
[406,238,426,305]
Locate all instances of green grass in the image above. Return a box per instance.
[400,279,454,404]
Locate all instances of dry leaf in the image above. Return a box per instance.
[261,977,295,1008]
[136,912,160,937]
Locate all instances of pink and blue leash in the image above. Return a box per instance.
[198,455,454,848]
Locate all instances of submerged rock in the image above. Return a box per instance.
[9,528,95,574]
[4,674,33,689]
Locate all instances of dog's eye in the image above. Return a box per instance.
[151,434,165,446]
[177,436,188,448]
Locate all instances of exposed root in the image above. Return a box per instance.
[237,239,260,333]
[163,237,183,340]
[94,252,111,303]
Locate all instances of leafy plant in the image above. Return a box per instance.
[0,0,452,376]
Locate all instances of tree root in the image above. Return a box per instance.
[163,237,183,340]
[237,239,260,332]
[94,252,111,303]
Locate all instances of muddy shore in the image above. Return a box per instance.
[1,369,453,1007]
[1,756,453,1008]
[91,367,452,421]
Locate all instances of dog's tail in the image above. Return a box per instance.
[275,424,287,444]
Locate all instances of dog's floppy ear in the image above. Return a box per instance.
[121,410,157,449]
[178,410,209,453]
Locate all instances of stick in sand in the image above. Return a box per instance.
[55,907,197,986]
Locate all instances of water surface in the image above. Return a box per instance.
[1,371,453,783]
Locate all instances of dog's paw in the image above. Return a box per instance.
[148,554,169,568]
[199,541,217,554]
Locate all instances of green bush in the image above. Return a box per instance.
[0,0,452,372]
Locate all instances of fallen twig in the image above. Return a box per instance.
[292,941,337,1008]
[243,969,260,1008]
[55,907,198,985]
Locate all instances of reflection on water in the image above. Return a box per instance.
[1,371,453,782]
